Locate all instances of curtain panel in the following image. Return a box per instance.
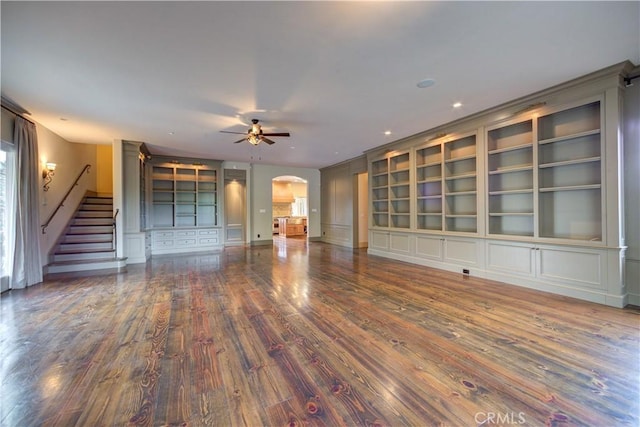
[12,117,42,288]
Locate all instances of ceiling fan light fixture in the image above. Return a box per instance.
[221,118,289,146]
[248,134,260,145]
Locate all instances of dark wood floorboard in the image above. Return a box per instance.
[1,237,638,426]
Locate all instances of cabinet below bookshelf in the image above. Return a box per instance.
[151,227,221,255]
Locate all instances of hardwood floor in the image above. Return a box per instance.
[1,238,638,426]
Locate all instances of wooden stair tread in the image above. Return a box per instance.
[61,240,113,244]
[68,231,112,234]
[47,257,126,266]
[56,247,114,253]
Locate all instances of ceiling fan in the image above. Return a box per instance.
[221,119,290,146]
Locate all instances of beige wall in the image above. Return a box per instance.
[0,110,97,268]
[37,123,97,262]
[96,144,113,195]
[357,172,369,248]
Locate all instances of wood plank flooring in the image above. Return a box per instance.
[1,237,638,426]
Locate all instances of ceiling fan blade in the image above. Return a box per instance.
[261,137,276,145]
[262,132,290,137]
[220,130,248,135]
[233,137,247,144]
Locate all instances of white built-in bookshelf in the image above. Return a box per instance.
[151,164,218,228]
[414,134,478,233]
[443,134,477,233]
[371,158,389,228]
[367,61,632,307]
[389,152,411,229]
[416,144,443,231]
[371,99,604,242]
[149,158,222,255]
[536,101,602,241]
[487,119,534,237]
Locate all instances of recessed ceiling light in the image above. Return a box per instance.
[168,131,175,135]
[60,117,68,121]
[384,130,392,136]
[453,102,462,108]
[417,78,436,88]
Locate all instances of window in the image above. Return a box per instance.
[1,141,16,292]
[291,197,307,217]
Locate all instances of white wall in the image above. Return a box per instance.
[624,79,640,305]
[250,163,320,244]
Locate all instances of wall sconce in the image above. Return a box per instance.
[42,162,56,191]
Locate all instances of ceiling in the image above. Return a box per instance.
[2,1,638,169]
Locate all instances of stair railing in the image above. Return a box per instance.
[112,208,119,256]
[41,164,91,234]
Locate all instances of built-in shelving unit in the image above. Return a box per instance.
[536,101,602,241]
[366,61,631,308]
[416,144,443,231]
[371,101,604,242]
[370,152,411,229]
[484,100,603,241]
[151,162,219,228]
[389,152,411,229]
[196,169,218,227]
[443,134,478,233]
[487,119,534,237]
[374,134,478,234]
[149,158,222,255]
[371,158,389,228]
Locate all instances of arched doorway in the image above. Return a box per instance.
[272,175,308,240]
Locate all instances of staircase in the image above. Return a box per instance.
[45,194,127,275]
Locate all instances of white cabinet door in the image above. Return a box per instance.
[414,235,479,267]
[536,245,604,290]
[487,241,535,277]
[415,235,444,260]
[389,233,411,255]
[486,240,605,291]
[443,237,479,266]
[151,227,221,255]
[370,230,389,251]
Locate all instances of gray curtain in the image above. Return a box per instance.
[12,116,42,288]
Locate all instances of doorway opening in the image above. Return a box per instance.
[355,171,369,248]
[272,176,308,240]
